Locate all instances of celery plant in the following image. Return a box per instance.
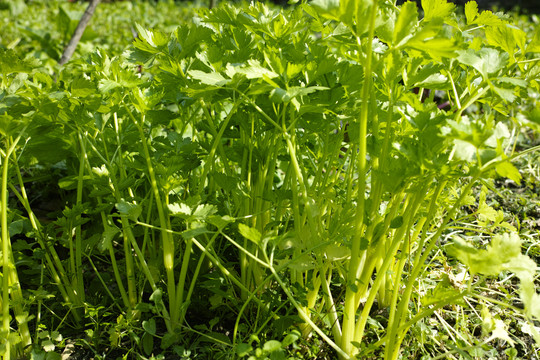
[67,0,539,356]
[1,0,539,358]
[126,0,540,357]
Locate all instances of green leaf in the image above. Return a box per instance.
[393,1,418,47]
[236,343,252,357]
[339,0,356,27]
[354,0,374,35]
[495,161,521,185]
[485,121,510,148]
[477,202,499,222]
[225,60,279,79]
[204,332,232,345]
[496,77,527,87]
[149,288,163,303]
[188,70,229,86]
[182,222,210,240]
[41,339,55,352]
[422,274,463,306]
[142,318,156,335]
[270,86,328,104]
[464,1,478,25]
[491,85,515,102]
[212,172,238,191]
[115,200,142,221]
[160,333,176,350]
[0,48,40,74]
[448,233,535,278]
[311,0,340,21]
[263,340,282,352]
[134,23,169,50]
[421,0,455,22]
[486,25,526,59]
[287,254,317,271]
[390,216,404,229]
[193,204,217,220]
[525,28,540,53]
[58,175,92,190]
[71,76,96,98]
[456,48,507,78]
[406,38,458,61]
[520,278,540,320]
[415,73,450,89]
[288,86,329,98]
[98,79,122,93]
[58,5,80,38]
[8,219,25,237]
[269,88,290,103]
[528,105,540,125]
[130,87,162,113]
[142,332,154,356]
[207,215,234,230]
[99,225,120,251]
[281,330,300,347]
[324,244,351,261]
[452,139,477,162]
[238,223,261,245]
[168,202,191,216]
[474,10,503,26]
[491,318,515,345]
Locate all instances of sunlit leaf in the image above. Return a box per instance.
[0,48,40,74]
[495,161,522,185]
[473,10,504,26]
[406,38,458,61]
[188,70,229,86]
[168,202,191,216]
[71,76,96,98]
[393,1,418,47]
[134,23,169,49]
[486,25,527,59]
[311,0,340,21]
[225,60,279,79]
[263,340,282,352]
[456,48,507,77]
[448,233,535,278]
[491,85,516,102]
[421,0,455,22]
[238,223,261,245]
[464,1,478,25]
[324,244,350,261]
[452,139,477,162]
[193,204,217,219]
[525,29,540,53]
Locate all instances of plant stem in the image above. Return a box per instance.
[128,108,178,328]
[74,132,87,304]
[1,140,13,360]
[1,134,32,357]
[387,176,479,359]
[341,0,379,355]
[354,188,427,347]
[268,259,350,359]
[110,113,137,310]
